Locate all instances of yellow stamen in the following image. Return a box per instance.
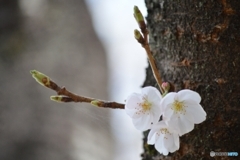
[160,128,170,134]
[135,95,152,115]
[140,96,152,111]
[172,100,186,114]
[156,128,171,139]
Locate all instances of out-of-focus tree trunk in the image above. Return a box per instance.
[142,0,240,159]
[0,0,22,62]
[0,0,114,160]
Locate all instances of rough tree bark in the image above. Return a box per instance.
[142,0,240,159]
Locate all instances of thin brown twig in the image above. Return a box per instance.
[56,85,125,109]
[133,6,164,93]
[133,6,165,93]
[139,28,164,93]
[35,71,125,109]
[143,43,164,93]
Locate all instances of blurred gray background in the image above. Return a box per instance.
[0,0,146,159]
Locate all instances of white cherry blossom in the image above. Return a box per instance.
[161,89,206,136]
[125,86,162,131]
[148,121,180,155]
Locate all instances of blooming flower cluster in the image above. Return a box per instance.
[125,86,206,155]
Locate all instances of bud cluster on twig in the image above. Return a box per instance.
[133,6,164,93]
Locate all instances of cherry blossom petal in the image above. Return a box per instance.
[167,116,194,136]
[178,89,201,103]
[151,114,161,124]
[147,122,165,144]
[147,121,180,155]
[184,100,206,124]
[125,86,162,131]
[142,86,161,99]
[155,136,168,155]
[173,133,180,149]
[166,134,179,153]
[179,116,194,136]
[162,106,174,120]
[125,94,143,118]
[126,109,142,119]
[160,92,176,111]
[163,133,174,151]
[150,105,162,122]
[184,110,194,122]
[148,129,157,145]
[132,114,153,131]
[125,93,141,109]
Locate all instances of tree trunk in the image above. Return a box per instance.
[142,0,240,159]
[0,1,113,160]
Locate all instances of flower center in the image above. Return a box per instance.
[157,128,171,139]
[160,128,170,134]
[172,100,186,114]
[139,95,152,111]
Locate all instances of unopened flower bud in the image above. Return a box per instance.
[50,96,63,103]
[50,95,73,102]
[133,6,146,31]
[91,100,101,107]
[134,29,144,44]
[162,82,170,92]
[30,70,50,87]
